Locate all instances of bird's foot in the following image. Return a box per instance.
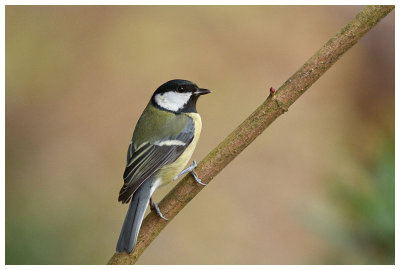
[150,197,168,221]
[174,160,206,186]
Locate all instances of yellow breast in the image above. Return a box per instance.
[157,113,202,186]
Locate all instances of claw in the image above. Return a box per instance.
[150,197,168,221]
[191,170,206,186]
[174,160,197,180]
[174,160,206,186]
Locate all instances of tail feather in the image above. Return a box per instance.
[116,179,152,253]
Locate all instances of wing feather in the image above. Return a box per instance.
[118,117,194,203]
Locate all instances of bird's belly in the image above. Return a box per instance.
[157,113,202,187]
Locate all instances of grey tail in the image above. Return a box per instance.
[116,179,152,253]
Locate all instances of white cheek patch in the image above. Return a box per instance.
[154,91,191,112]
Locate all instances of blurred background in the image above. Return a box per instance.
[5,6,394,265]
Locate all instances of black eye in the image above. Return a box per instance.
[177,86,185,93]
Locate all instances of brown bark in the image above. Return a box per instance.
[108,5,394,265]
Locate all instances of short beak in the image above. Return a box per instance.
[195,88,212,95]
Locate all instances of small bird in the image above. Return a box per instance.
[116,79,211,253]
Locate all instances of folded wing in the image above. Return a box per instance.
[118,118,194,203]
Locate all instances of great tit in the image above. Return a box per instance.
[116,79,211,254]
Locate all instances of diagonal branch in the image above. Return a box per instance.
[108,5,394,265]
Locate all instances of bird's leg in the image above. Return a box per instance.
[174,160,206,186]
[149,197,168,221]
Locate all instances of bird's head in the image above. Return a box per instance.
[152,79,211,113]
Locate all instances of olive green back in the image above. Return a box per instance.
[131,102,190,148]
